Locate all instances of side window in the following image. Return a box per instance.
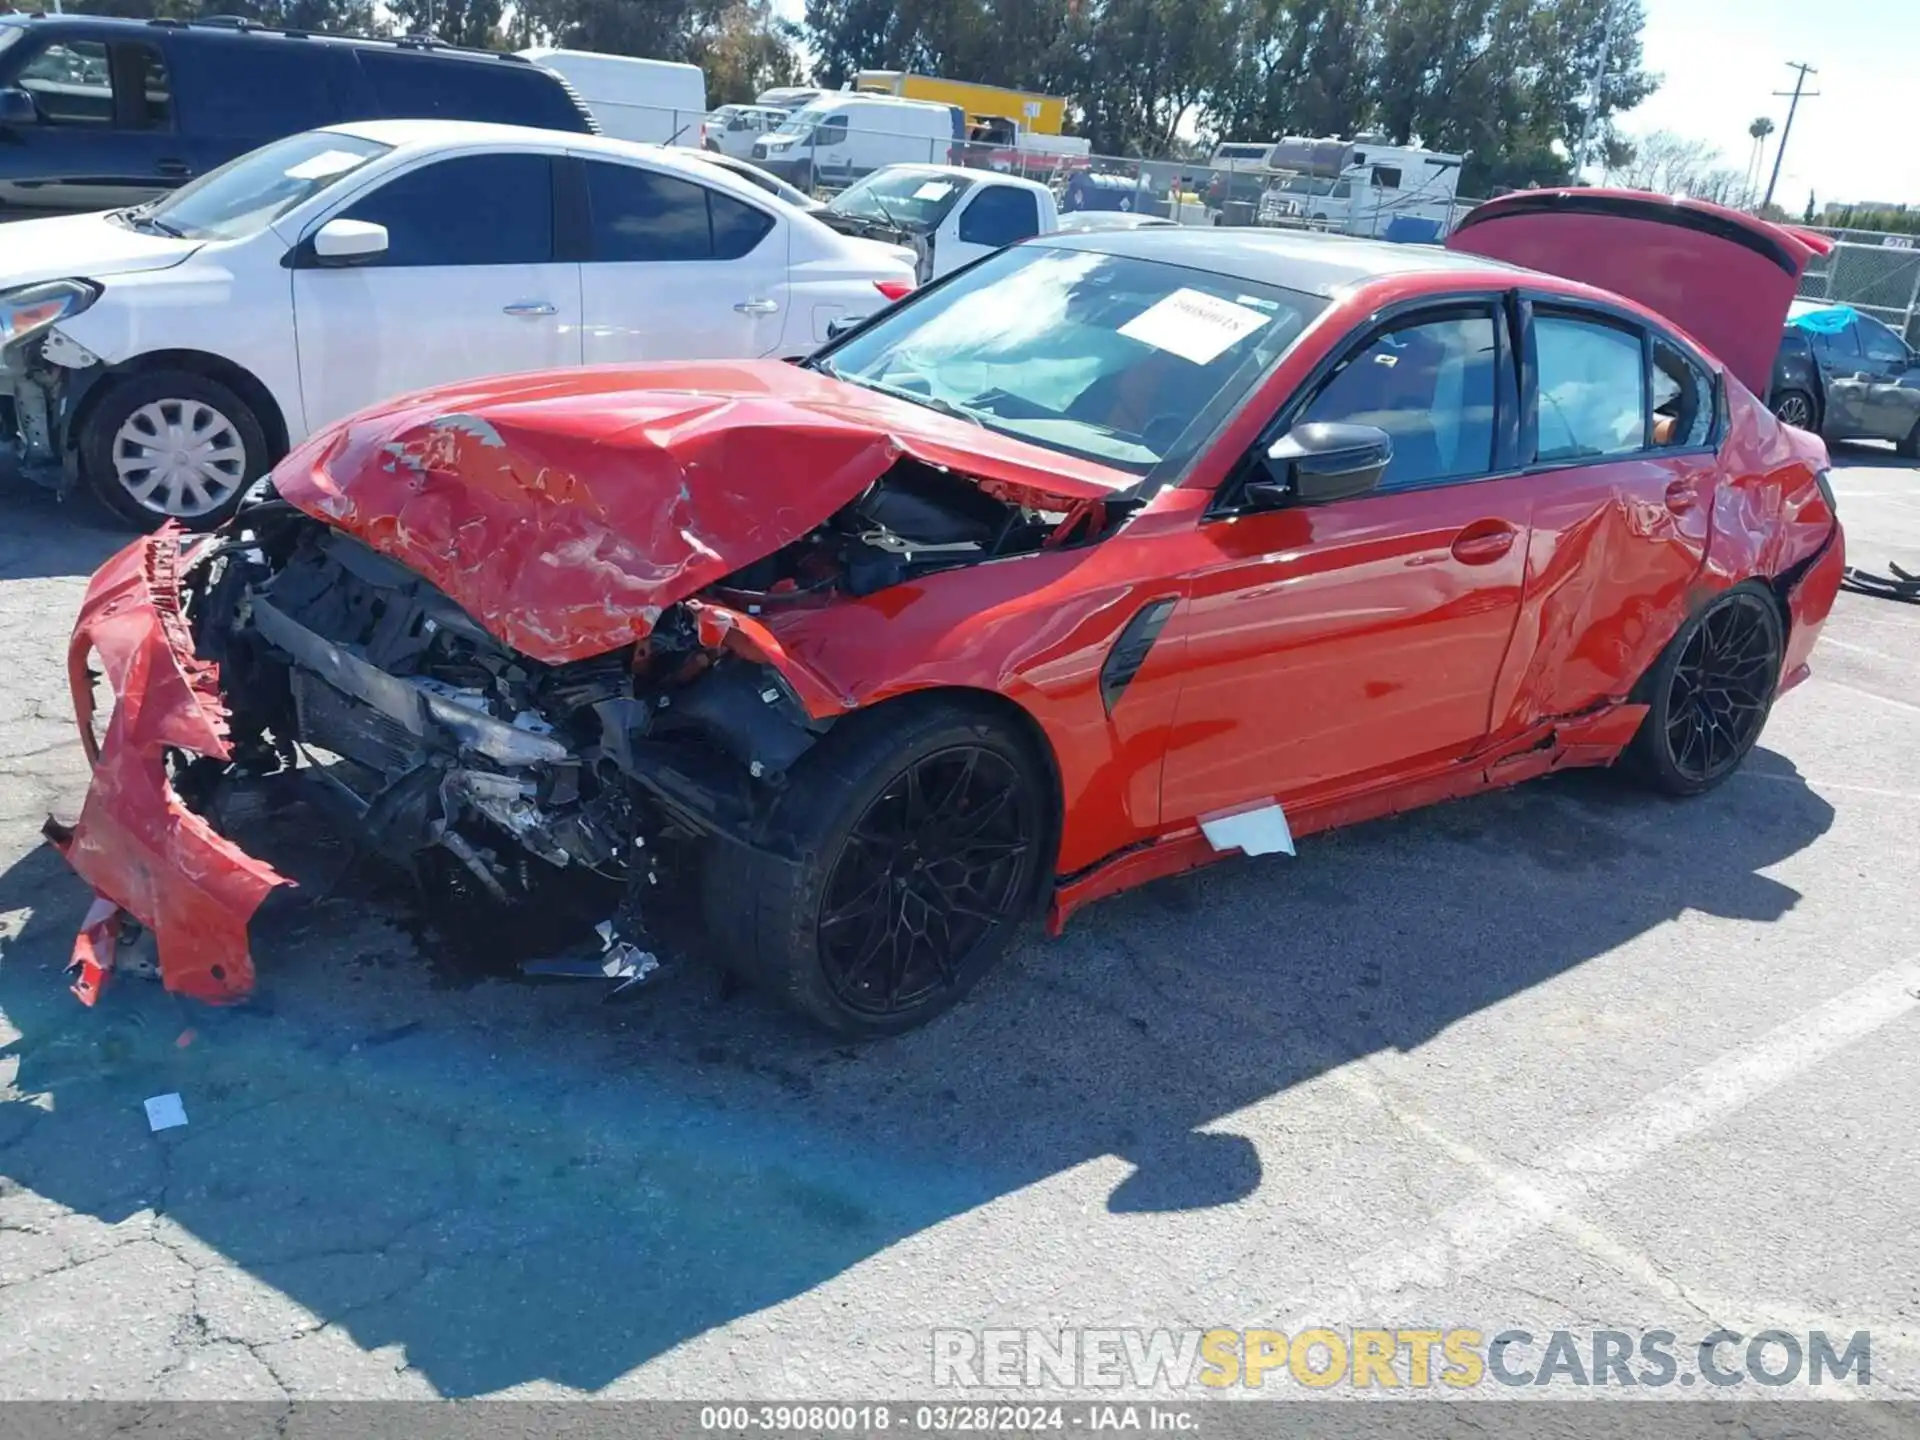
[1371,165,1403,189]
[337,153,553,267]
[127,44,170,129]
[172,40,335,137]
[1859,318,1909,364]
[585,161,711,261]
[1533,314,1646,462]
[1651,340,1713,448]
[816,114,848,147]
[1300,311,1499,490]
[958,186,1041,247]
[711,188,774,259]
[16,40,114,127]
[359,53,584,131]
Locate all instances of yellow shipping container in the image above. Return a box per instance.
[853,70,1067,136]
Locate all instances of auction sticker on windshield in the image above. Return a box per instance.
[1119,287,1272,365]
[913,181,956,201]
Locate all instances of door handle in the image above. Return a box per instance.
[1664,475,1704,514]
[1450,519,1519,565]
[733,298,779,315]
[156,158,191,178]
[503,301,556,318]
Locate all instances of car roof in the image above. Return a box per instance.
[323,121,797,206]
[0,13,532,63]
[1035,226,1528,296]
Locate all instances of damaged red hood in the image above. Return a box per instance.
[271,360,1132,664]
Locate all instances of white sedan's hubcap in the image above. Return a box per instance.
[113,398,246,518]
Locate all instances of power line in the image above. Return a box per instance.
[1763,62,1819,211]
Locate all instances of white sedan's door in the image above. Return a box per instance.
[574,155,789,364]
[292,151,582,433]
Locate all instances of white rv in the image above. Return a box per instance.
[518,49,708,146]
[1255,135,1464,238]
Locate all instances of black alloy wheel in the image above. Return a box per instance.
[1770,387,1817,431]
[816,744,1037,1018]
[1628,586,1784,795]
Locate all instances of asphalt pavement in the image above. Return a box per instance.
[0,452,1916,1404]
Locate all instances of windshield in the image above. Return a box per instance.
[829,170,974,230]
[138,131,390,241]
[819,244,1323,479]
[771,102,830,138]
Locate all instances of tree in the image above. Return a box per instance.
[690,0,805,106]
[67,0,375,29]
[385,0,501,46]
[1613,129,1744,202]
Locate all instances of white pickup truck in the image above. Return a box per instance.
[814,165,1061,284]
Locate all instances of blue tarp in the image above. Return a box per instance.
[1788,305,1859,334]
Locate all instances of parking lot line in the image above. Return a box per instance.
[1813,677,1920,718]
[1245,958,1920,1332]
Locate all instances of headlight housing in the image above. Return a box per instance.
[0,279,101,347]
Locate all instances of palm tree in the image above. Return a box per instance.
[1747,116,1776,205]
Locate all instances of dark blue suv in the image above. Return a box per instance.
[0,15,596,218]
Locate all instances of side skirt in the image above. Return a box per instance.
[1045,703,1648,934]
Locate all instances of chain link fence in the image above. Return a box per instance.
[1795,228,1920,344]
[674,110,1480,242]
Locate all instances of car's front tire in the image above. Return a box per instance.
[1770,386,1818,432]
[705,697,1052,1037]
[80,370,268,532]
[1898,419,1920,460]
[1623,584,1784,796]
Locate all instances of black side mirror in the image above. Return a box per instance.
[0,88,38,128]
[1245,421,1394,509]
[824,314,869,341]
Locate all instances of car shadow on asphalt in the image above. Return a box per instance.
[0,753,1835,1396]
[0,482,129,581]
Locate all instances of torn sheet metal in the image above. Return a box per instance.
[49,530,290,1005]
[270,360,1132,666]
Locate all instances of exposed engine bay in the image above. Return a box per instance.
[171,458,1076,985]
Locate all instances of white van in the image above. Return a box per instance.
[518,49,707,146]
[750,94,964,192]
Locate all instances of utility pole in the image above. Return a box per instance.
[1763,62,1819,211]
[1572,0,1616,182]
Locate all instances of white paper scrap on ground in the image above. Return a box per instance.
[1118,287,1272,365]
[1199,802,1296,857]
[144,1093,188,1132]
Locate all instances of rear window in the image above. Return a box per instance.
[583,159,774,262]
[169,38,338,137]
[358,51,589,132]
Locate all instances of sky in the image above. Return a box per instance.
[1628,0,1918,210]
[768,0,1916,210]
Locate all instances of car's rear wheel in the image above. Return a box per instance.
[705,698,1050,1036]
[1769,387,1817,431]
[1624,584,1784,796]
[80,370,267,532]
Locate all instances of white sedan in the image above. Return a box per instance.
[0,119,918,528]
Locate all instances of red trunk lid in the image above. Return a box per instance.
[1447,189,1833,397]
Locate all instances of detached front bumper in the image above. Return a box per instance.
[45,530,288,1005]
